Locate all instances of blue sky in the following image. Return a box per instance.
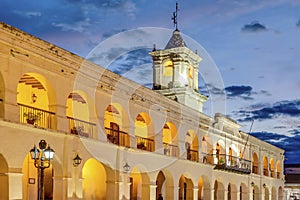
[1,0,300,163]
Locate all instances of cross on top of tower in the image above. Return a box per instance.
[172,2,179,31]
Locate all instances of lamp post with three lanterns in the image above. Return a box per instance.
[29,140,55,200]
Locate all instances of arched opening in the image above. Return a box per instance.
[82,158,107,199]
[185,130,199,162]
[0,72,5,118]
[156,171,166,200]
[22,153,54,200]
[215,140,225,165]
[104,103,130,147]
[135,112,154,152]
[253,185,260,200]
[130,166,150,200]
[179,175,194,200]
[156,170,174,200]
[278,186,283,200]
[17,73,56,129]
[66,91,96,138]
[240,183,248,200]
[162,122,179,157]
[271,187,276,200]
[265,186,270,200]
[0,154,8,199]
[228,183,237,200]
[202,135,213,164]
[276,160,282,179]
[252,152,259,174]
[227,144,238,167]
[214,180,225,200]
[198,176,210,200]
[263,156,269,176]
[270,158,275,177]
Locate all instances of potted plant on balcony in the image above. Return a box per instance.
[137,141,146,150]
[23,112,41,125]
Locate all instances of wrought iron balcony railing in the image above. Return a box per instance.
[213,154,251,174]
[19,103,55,129]
[67,116,96,138]
[136,136,155,152]
[163,142,179,157]
[187,149,199,162]
[105,127,129,147]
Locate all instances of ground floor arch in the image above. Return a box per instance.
[179,175,194,200]
[214,180,225,200]
[156,170,174,200]
[0,154,8,200]
[82,158,108,200]
[130,166,150,200]
[240,183,248,200]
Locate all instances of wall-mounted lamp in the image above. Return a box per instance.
[31,93,37,103]
[251,182,255,187]
[263,183,266,188]
[123,162,130,173]
[73,154,82,167]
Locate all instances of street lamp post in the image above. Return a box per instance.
[29,140,55,200]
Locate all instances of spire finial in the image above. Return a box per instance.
[172,2,179,31]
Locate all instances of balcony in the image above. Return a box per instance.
[19,103,55,129]
[163,142,179,157]
[187,149,198,162]
[136,136,154,152]
[67,116,96,138]
[213,154,251,174]
[105,127,129,147]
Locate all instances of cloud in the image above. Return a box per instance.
[250,131,300,164]
[13,11,42,18]
[102,29,128,39]
[242,21,268,33]
[225,85,253,100]
[107,48,152,75]
[236,99,300,122]
[52,17,91,33]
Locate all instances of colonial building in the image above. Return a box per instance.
[0,20,284,200]
[284,164,300,200]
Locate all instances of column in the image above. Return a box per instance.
[49,104,68,132]
[236,191,241,200]
[119,173,131,200]
[149,181,157,200]
[210,188,215,200]
[7,172,23,200]
[173,186,180,200]
[224,189,228,200]
[107,180,119,200]
[193,186,198,200]
[53,176,68,200]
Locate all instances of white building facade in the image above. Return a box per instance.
[0,22,284,200]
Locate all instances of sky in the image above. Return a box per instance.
[1,0,299,163]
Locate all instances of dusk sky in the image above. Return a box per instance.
[1,0,299,163]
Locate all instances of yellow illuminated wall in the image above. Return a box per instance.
[134,112,151,138]
[17,75,49,111]
[82,158,106,200]
[130,167,142,200]
[104,104,122,128]
[162,122,177,144]
[66,92,89,121]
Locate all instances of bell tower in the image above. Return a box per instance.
[149,3,208,112]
